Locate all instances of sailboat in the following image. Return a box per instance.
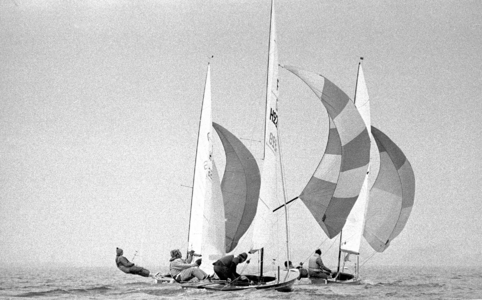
[155,62,263,285]
[203,0,299,292]
[283,60,415,284]
[330,59,415,284]
[154,63,224,284]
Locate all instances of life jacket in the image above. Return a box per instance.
[308,254,321,271]
[116,256,132,273]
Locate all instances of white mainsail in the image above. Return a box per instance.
[247,1,297,287]
[187,64,225,274]
[340,61,372,256]
[251,0,281,253]
[199,160,225,274]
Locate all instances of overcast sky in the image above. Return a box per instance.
[1,0,481,269]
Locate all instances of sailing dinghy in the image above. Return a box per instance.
[155,64,262,286]
[154,63,224,283]
[203,0,299,292]
[282,60,415,285]
[330,60,415,284]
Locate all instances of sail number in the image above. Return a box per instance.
[270,108,278,128]
[269,132,278,152]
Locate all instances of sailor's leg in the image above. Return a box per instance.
[213,265,229,280]
[129,266,150,277]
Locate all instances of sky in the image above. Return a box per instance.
[1,0,481,270]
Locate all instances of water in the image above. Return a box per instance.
[1,266,481,299]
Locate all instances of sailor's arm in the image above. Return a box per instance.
[119,256,134,267]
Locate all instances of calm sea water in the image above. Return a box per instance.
[1,266,481,299]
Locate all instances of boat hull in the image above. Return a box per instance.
[202,270,299,292]
[308,272,361,285]
[203,277,297,292]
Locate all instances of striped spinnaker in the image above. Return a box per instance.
[363,126,415,252]
[284,66,371,238]
[213,122,261,253]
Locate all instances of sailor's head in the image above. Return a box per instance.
[284,261,294,268]
[238,252,248,262]
[170,249,182,259]
[315,249,322,255]
[116,247,123,256]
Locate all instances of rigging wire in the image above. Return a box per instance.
[360,249,377,267]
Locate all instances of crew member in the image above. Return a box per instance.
[212,253,248,281]
[115,247,152,278]
[308,249,332,279]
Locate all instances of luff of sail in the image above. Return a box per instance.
[283,66,371,239]
[340,62,372,255]
[187,64,225,274]
[363,126,415,252]
[212,122,260,253]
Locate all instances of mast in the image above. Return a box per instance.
[354,57,363,104]
[263,0,276,161]
[266,0,291,274]
[336,231,343,275]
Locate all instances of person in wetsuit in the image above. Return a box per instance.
[115,247,152,278]
[212,253,248,281]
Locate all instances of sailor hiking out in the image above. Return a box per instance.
[115,247,153,278]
